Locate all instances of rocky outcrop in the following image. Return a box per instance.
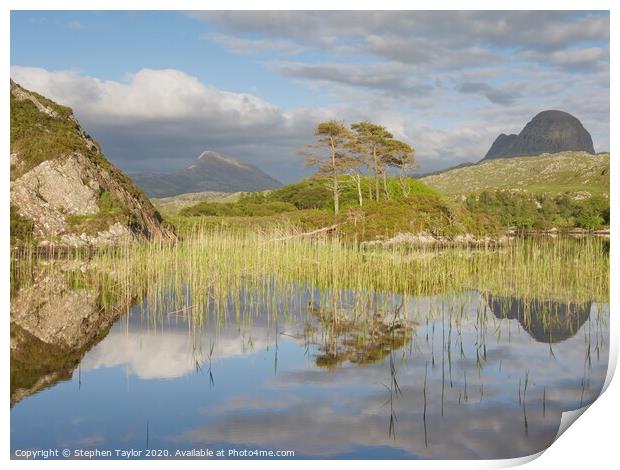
[10,82,60,118]
[10,80,176,247]
[361,232,510,247]
[485,133,519,159]
[484,110,595,160]
[12,154,103,238]
[132,150,282,198]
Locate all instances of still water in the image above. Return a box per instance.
[11,287,609,459]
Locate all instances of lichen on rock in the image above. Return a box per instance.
[9,80,176,247]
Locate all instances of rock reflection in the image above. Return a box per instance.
[9,277,609,459]
[10,266,139,405]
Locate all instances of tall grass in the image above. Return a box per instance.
[11,227,609,329]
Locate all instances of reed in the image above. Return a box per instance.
[11,226,609,331]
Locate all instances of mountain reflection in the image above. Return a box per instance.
[485,294,592,343]
[10,277,609,459]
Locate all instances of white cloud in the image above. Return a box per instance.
[81,323,280,380]
[520,47,609,72]
[10,66,327,177]
[11,66,284,125]
[270,61,433,96]
[458,82,519,106]
[195,11,609,55]
[10,58,609,180]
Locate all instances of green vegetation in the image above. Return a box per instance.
[151,191,243,215]
[300,120,417,215]
[465,191,609,230]
[180,176,437,214]
[255,177,340,209]
[337,197,497,240]
[420,151,610,197]
[417,152,610,232]
[180,200,297,217]
[263,176,438,210]
[174,159,610,237]
[10,89,154,213]
[301,120,352,215]
[10,95,97,179]
[12,230,608,319]
[173,125,610,238]
[10,83,173,244]
[175,175,496,241]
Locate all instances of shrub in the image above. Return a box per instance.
[179,200,297,217]
[465,190,609,230]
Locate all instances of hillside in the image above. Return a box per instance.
[132,150,282,198]
[9,80,176,246]
[483,110,595,160]
[420,152,610,196]
[173,176,501,241]
[151,190,243,214]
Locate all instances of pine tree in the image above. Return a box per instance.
[300,120,352,216]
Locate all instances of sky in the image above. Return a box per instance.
[10,10,610,182]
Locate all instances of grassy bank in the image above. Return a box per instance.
[12,227,609,320]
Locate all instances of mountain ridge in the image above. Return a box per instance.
[132,150,282,198]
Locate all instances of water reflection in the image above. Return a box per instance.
[10,269,139,405]
[486,294,592,343]
[10,279,608,459]
[304,295,414,368]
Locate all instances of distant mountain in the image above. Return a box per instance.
[420,151,609,196]
[483,110,595,160]
[132,151,282,198]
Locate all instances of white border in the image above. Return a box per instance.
[1,1,616,469]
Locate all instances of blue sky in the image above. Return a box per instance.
[11,11,317,107]
[10,11,610,181]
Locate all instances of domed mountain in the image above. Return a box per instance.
[132,150,282,198]
[483,110,595,160]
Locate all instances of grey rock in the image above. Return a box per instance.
[10,79,58,118]
[11,154,101,236]
[10,81,176,246]
[484,110,595,160]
